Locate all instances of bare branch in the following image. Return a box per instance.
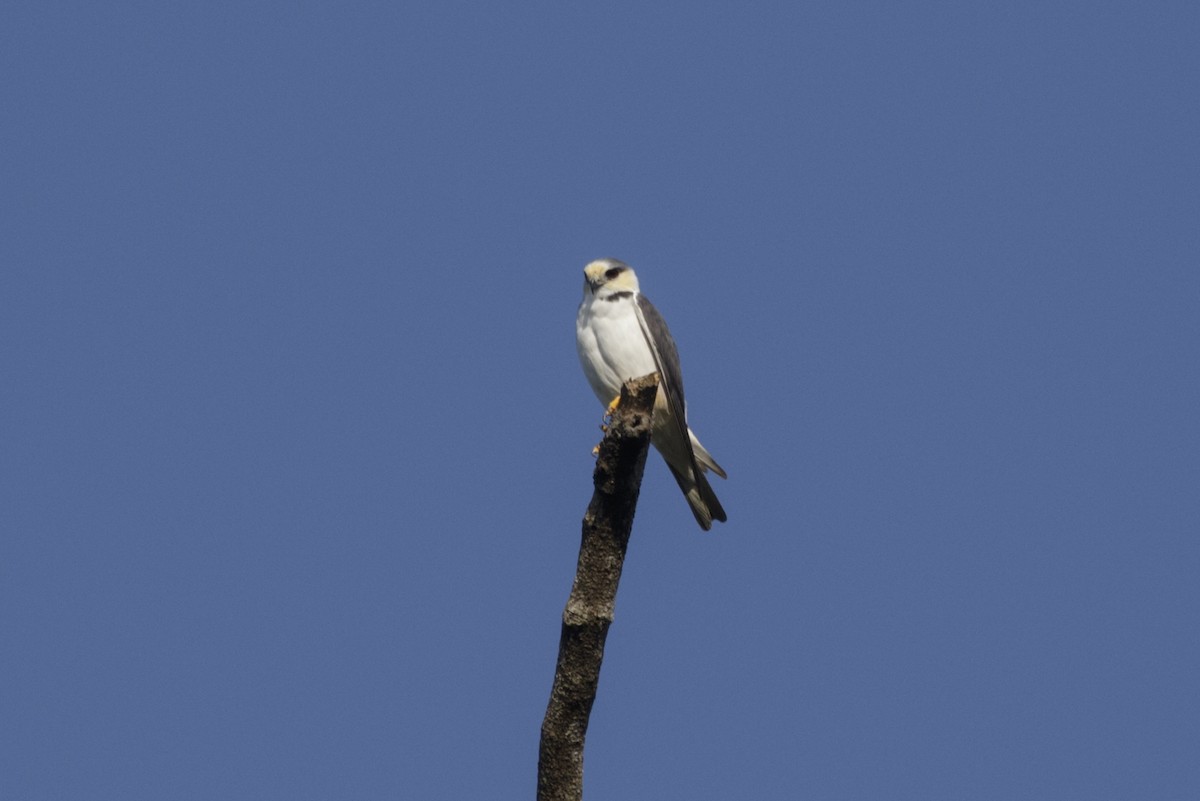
[538,373,659,801]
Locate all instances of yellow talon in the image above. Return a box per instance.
[591,395,622,455]
[601,395,621,427]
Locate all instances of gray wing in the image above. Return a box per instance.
[634,293,728,529]
[632,294,696,463]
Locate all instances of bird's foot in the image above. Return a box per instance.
[601,394,621,426]
[592,395,622,455]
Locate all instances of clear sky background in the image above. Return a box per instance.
[3,3,1198,799]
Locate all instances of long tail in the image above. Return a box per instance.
[667,462,727,531]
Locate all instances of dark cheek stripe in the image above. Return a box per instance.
[604,291,634,302]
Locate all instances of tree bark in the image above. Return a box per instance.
[537,373,659,801]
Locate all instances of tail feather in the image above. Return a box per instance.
[690,432,727,479]
[667,462,727,531]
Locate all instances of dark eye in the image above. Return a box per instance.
[604,267,624,280]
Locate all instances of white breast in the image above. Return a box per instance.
[576,294,658,406]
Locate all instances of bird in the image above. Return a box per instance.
[575,258,727,530]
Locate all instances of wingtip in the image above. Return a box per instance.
[683,475,726,531]
[667,457,727,531]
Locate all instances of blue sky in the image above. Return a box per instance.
[3,2,1198,799]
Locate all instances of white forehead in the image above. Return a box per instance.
[583,259,640,289]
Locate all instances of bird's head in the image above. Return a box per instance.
[582,258,641,299]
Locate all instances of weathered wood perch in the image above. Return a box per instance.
[537,373,659,801]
